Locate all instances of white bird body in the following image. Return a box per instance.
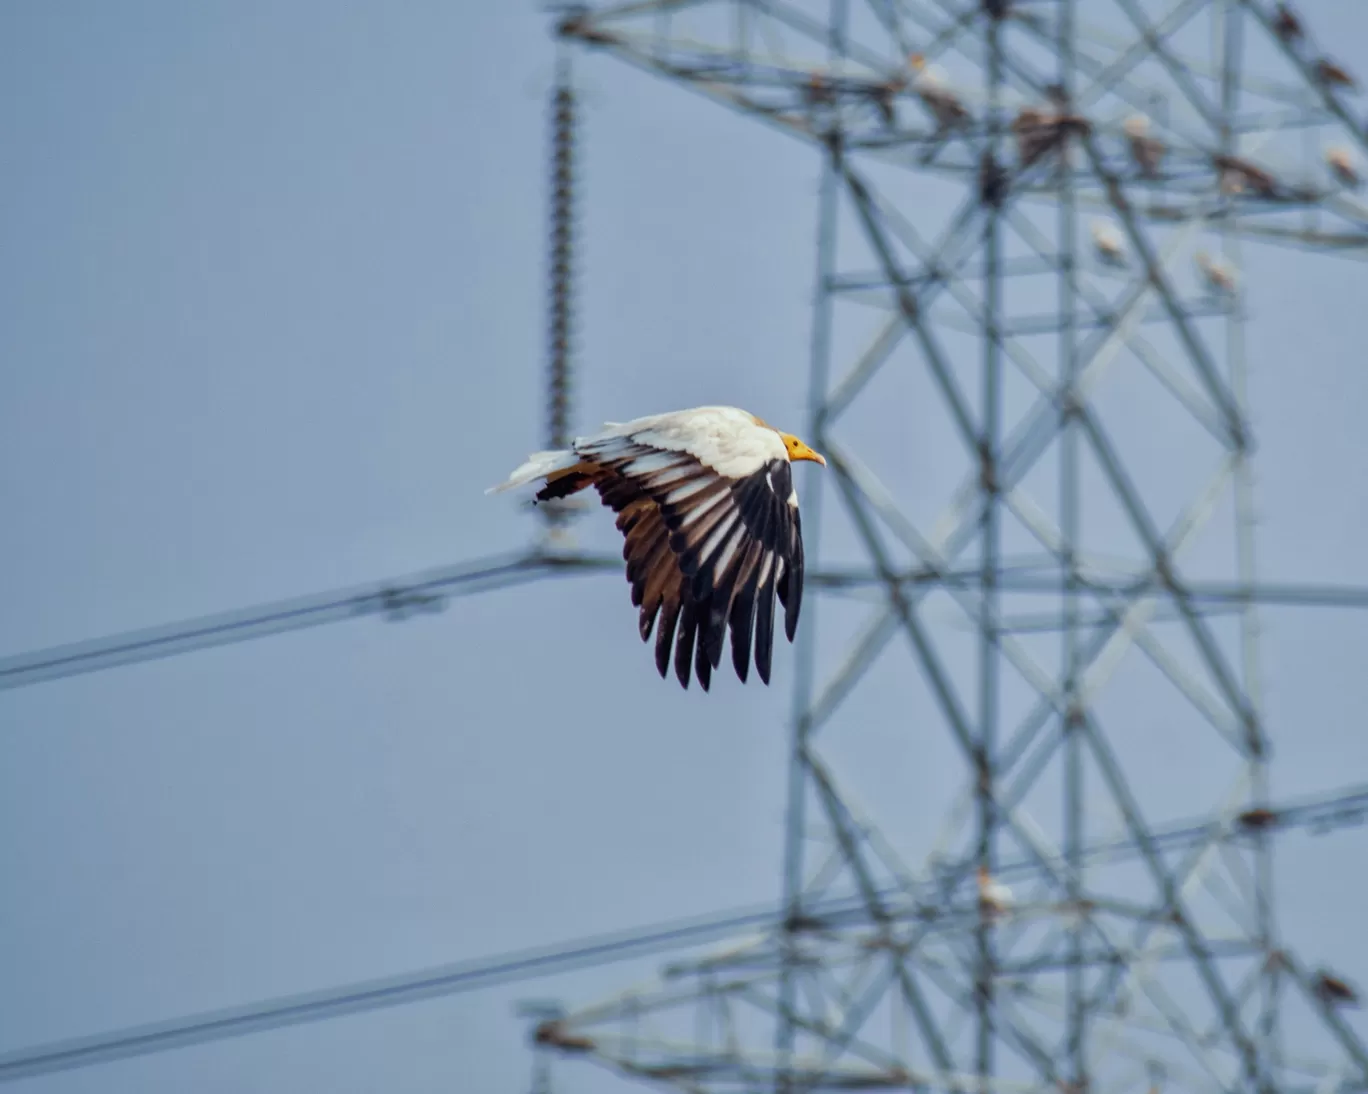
[1124,115,1165,177]
[1327,145,1361,188]
[977,866,1013,915]
[489,406,826,690]
[1091,218,1126,265]
[912,62,949,91]
[594,406,792,480]
[909,54,969,129]
[1195,250,1238,295]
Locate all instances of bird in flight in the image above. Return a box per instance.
[488,406,826,690]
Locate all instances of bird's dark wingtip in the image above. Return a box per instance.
[675,642,692,689]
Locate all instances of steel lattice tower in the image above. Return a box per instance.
[3,2,1368,1089]
[519,2,1368,1092]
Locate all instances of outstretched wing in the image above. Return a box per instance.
[575,412,805,690]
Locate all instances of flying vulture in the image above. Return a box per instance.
[489,406,826,690]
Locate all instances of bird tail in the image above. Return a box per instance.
[485,448,583,495]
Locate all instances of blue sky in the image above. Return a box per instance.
[3,2,1368,1091]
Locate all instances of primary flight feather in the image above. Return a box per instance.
[488,406,826,691]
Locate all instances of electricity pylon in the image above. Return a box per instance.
[4,3,1368,1090]
[521,2,1368,1092]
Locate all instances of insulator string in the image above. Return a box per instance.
[545,64,577,460]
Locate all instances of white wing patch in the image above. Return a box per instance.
[679,491,728,528]
[664,478,712,504]
[619,451,680,476]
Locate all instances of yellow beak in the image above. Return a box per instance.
[781,433,827,467]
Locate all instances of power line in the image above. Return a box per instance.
[0,550,613,692]
[2,782,1363,1084]
[5,547,1368,694]
[0,898,778,1084]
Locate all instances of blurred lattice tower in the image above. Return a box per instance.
[528,2,1368,1092]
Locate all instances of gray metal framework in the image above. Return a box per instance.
[518,1,1368,1092]
[3,2,1368,1091]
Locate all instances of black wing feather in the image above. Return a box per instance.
[726,536,766,683]
[655,594,682,678]
[694,597,714,692]
[674,597,699,689]
[754,553,777,685]
[588,442,809,690]
[782,505,804,641]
